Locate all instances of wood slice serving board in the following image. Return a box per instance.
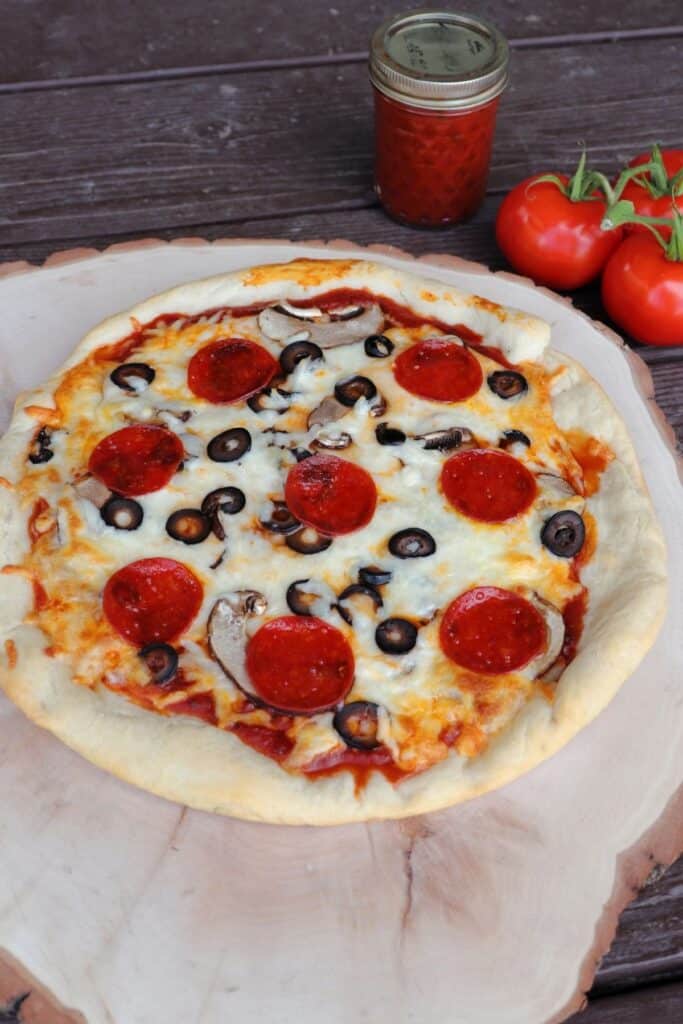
[0,239,680,1024]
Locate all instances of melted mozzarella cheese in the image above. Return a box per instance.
[18,306,589,773]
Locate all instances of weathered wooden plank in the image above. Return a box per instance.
[1,37,682,244]
[2,202,682,367]
[2,0,682,84]
[568,980,683,1022]
[595,857,683,994]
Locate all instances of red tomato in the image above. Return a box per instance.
[495,175,623,290]
[621,150,683,236]
[601,233,683,346]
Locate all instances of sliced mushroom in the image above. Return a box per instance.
[208,590,267,695]
[368,392,388,418]
[258,303,384,349]
[526,594,565,679]
[414,426,475,452]
[73,475,112,509]
[273,301,324,320]
[310,430,353,451]
[307,395,348,430]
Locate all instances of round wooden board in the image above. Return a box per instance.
[0,239,680,1024]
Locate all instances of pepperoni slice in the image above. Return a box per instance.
[88,424,183,497]
[284,453,377,536]
[441,448,537,522]
[103,558,203,646]
[187,338,277,403]
[245,616,354,714]
[393,338,483,402]
[440,587,546,674]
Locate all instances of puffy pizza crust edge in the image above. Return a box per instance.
[0,259,668,824]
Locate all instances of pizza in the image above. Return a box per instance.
[0,257,667,824]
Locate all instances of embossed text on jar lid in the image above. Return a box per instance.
[369,8,509,110]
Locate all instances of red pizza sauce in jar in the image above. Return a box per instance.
[369,10,509,227]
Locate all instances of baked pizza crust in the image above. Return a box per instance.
[0,259,667,824]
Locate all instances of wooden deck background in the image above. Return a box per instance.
[0,2,681,1021]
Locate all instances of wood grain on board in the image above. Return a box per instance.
[2,37,683,245]
[0,0,682,1018]
[2,0,682,84]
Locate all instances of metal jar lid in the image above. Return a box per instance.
[369,8,509,110]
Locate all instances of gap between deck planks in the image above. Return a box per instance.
[2,37,683,245]
[2,0,683,85]
[1,5,682,1019]
[2,205,683,376]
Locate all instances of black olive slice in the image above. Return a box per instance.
[207,427,252,462]
[260,500,301,535]
[286,526,333,555]
[279,340,324,376]
[388,528,436,559]
[110,362,156,393]
[364,334,395,358]
[138,643,178,684]
[500,429,531,450]
[247,385,291,414]
[358,565,392,587]
[417,426,473,452]
[335,583,383,625]
[101,496,144,531]
[201,486,246,540]
[375,422,406,446]
[487,370,528,400]
[375,617,418,655]
[541,510,585,558]
[286,579,323,616]
[334,375,377,407]
[201,486,246,518]
[333,701,381,750]
[294,448,314,461]
[166,508,212,544]
[28,427,54,465]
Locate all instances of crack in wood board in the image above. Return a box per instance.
[0,235,679,1024]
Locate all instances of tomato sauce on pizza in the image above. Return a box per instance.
[0,258,666,822]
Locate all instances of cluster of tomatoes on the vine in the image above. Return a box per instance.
[495,146,683,347]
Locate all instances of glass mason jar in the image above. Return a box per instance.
[369,9,509,227]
